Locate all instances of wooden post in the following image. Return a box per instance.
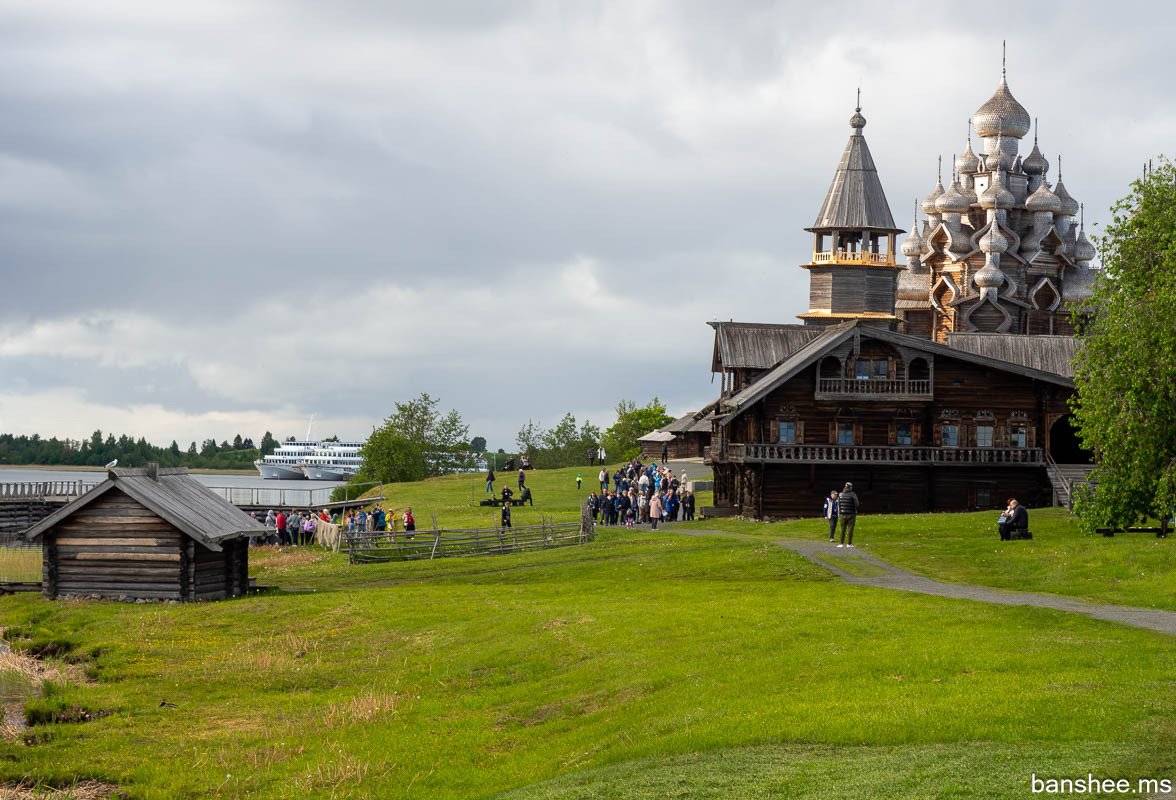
[430,531,441,559]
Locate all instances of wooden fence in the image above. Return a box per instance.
[346,509,595,563]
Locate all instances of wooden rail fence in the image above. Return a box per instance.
[346,509,595,563]
[0,481,96,500]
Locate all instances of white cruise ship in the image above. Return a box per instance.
[254,440,364,481]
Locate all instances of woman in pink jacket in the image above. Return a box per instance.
[648,493,663,530]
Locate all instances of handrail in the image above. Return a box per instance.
[723,444,1045,466]
[0,481,97,501]
[811,251,895,266]
[816,378,931,397]
[1043,450,1073,508]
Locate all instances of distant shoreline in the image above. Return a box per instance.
[0,464,256,476]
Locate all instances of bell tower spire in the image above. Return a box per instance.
[798,95,904,328]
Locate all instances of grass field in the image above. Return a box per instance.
[678,507,1176,611]
[351,465,712,530]
[2,486,1176,798]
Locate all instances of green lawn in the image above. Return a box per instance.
[1,522,1175,798]
[352,465,712,530]
[679,506,1176,611]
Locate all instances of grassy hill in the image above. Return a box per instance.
[350,465,712,529]
[2,484,1175,798]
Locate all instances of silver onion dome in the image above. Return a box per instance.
[1074,204,1096,262]
[957,123,980,175]
[1053,158,1079,215]
[1025,180,1061,213]
[979,173,1015,210]
[990,134,1016,173]
[979,224,1009,255]
[922,157,945,215]
[901,209,924,258]
[937,173,971,214]
[973,72,1032,139]
[849,107,866,130]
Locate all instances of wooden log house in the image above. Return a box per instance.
[24,465,266,601]
[707,320,1080,517]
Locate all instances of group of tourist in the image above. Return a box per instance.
[247,504,420,547]
[586,459,695,529]
[249,508,330,547]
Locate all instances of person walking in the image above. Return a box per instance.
[837,483,860,548]
[576,473,582,491]
[598,466,609,494]
[485,467,495,494]
[275,509,288,546]
[518,468,526,490]
[501,501,512,528]
[824,490,839,543]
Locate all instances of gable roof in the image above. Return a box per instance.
[710,321,823,372]
[25,467,267,549]
[945,333,1078,378]
[717,322,1075,426]
[808,128,902,233]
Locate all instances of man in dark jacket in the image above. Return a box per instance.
[999,498,1029,540]
[837,482,860,548]
[501,501,512,528]
[682,490,695,521]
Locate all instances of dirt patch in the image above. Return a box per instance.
[0,780,120,799]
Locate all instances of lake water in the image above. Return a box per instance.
[0,467,344,493]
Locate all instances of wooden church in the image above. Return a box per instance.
[25,465,266,601]
[705,66,1094,519]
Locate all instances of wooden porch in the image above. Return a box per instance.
[710,443,1046,466]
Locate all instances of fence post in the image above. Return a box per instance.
[431,530,441,559]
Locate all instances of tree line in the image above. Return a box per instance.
[0,430,284,471]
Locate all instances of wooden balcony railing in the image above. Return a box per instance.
[816,378,931,399]
[811,251,895,266]
[714,444,1045,466]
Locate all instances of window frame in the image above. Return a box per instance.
[942,424,959,448]
[837,422,855,445]
[976,424,994,448]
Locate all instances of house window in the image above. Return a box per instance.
[837,422,854,445]
[778,420,796,444]
[977,488,991,507]
[872,360,888,379]
[942,424,959,447]
[1011,425,1027,448]
[855,361,870,380]
[896,422,912,446]
[976,425,993,448]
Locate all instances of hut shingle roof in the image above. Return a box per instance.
[945,333,1077,378]
[25,467,266,549]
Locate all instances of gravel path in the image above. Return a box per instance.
[678,529,1176,637]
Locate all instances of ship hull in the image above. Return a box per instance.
[256,463,307,480]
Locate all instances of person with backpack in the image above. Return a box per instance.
[485,467,495,494]
[501,501,512,528]
[518,468,526,490]
[824,490,839,543]
[648,492,663,530]
[836,483,860,548]
[403,507,416,538]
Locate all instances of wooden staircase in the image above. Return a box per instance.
[1045,460,1097,509]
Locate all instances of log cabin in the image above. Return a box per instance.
[25,465,266,601]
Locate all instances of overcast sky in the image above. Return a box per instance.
[0,0,1170,451]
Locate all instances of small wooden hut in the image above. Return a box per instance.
[25,465,266,601]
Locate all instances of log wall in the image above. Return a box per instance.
[42,488,245,601]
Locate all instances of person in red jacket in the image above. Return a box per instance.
[275,510,288,546]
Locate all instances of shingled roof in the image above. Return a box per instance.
[717,321,1075,425]
[945,333,1078,378]
[710,321,823,372]
[808,110,902,233]
[25,467,266,550]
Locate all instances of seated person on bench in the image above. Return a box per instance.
[998,497,1028,540]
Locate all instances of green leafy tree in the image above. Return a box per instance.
[259,432,279,456]
[469,436,487,453]
[1071,159,1176,531]
[351,393,470,487]
[601,398,674,463]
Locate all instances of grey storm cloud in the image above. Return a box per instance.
[0,0,1173,447]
